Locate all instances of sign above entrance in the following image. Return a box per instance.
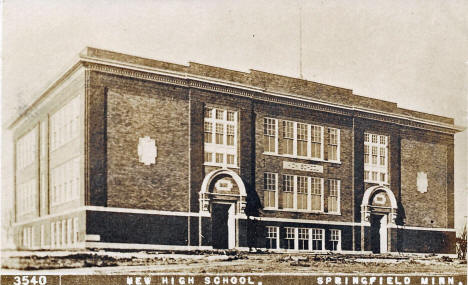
[283,161,323,173]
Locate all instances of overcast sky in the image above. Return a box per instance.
[2,0,467,231]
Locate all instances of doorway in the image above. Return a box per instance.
[211,203,235,249]
[370,214,388,253]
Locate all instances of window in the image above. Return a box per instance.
[264,173,278,209]
[282,175,294,209]
[298,228,309,250]
[266,226,279,249]
[50,157,80,205]
[281,175,323,212]
[311,228,324,250]
[16,128,37,170]
[263,118,278,153]
[327,128,340,161]
[285,227,295,250]
[281,120,323,159]
[296,176,308,210]
[311,177,323,211]
[364,133,388,184]
[296,123,308,157]
[311,126,322,159]
[50,96,80,151]
[330,229,341,251]
[328,179,340,214]
[17,179,36,215]
[204,107,238,167]
[282,121,294,155]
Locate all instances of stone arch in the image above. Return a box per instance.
[361,185,398,209]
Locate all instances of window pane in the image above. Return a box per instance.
[227,111,235,121]
[215,109,224,120]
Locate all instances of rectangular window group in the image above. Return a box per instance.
[204,107,238,167]
[265,227,340,251]
[16,127,37,170]
[364,133,388,184]
[17,179,36,216]
[50,218,79,249]
[50,96,81,151]
[50,157,80,205]
[264,118,340,162]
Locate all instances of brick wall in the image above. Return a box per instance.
[88,71,190,212]
[400,137,449,228]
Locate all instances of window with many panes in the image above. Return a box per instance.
[282,175,294,209]
[264,173,278,209]
[298,228,309,250]
[263,118,277,153]
[364,133,388,184]
[281,175,323,212]
[282,121,294,155]
[16,128,37,170]
[327,179,340,214]
[266,226,279,249]
[327,128,340,162]
[50,96,80,151]
[204,107,238,167]
[330,229,341,251]
[17,179,36,216]
[311,228,324,250]
[50,157,80,205]
[277,120,324,159]
[285,227,295,249]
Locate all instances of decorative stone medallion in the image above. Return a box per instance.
[137,136,157,165]
[417,171,428,193]
[373,192,387,206]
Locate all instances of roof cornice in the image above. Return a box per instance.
[8,51,464,135]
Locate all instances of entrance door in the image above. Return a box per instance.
[370,214,388,253]
[212,203,234,249]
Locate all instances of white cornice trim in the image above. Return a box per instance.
[81,56,461,133]
[85,205,210,217]
[388,224,456,232]
[251,216,361,226]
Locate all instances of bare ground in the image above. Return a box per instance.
[1,250,466,275]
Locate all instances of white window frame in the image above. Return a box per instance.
[266,226,280,249]
[50,96,81,151]
[284,227,296,250]
[16,127,37,170]
[17,179,36,216]
[281,175,324,213]
[204,107,238,168]
[327,179,341,214]
[263,117,278,154]
[298,228,310,251]
[364,133,388,184]
[279,120,324,160]
[50,157,80,206]
[330,229,341,251]
[263,173,278,209]
[327,127,340,162]
[311,228,325,251]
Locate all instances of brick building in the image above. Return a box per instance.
[10,48,462,254]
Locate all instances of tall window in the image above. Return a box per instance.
[266,226,279,249]
[327,128,340,162]
[51,157,80,205]
[364,133,388,184]
[282,121,294,155]
[296,123,308,157]
[330,229,341,251]
[16,128,37,170]
[311,229,324,250]
[263,118,277,153]
[50,96,80,151]
[281,175,323,212]
[285,227,295,250]
[328,179,340,214]
[311,177,323,211]
[282,175,294,209]
[298,228,309,250]
[263,173,278,209]
[17,179,36,216]
[204,107,238,167]
[311,125,322,159]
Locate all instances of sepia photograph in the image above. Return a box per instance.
[1,1,467,284]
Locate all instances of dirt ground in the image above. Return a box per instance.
[1,250,466,275]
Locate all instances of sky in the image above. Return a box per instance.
[2,0,467,237]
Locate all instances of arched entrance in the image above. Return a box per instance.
[361,186,398,253]
[200,169,247,249]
